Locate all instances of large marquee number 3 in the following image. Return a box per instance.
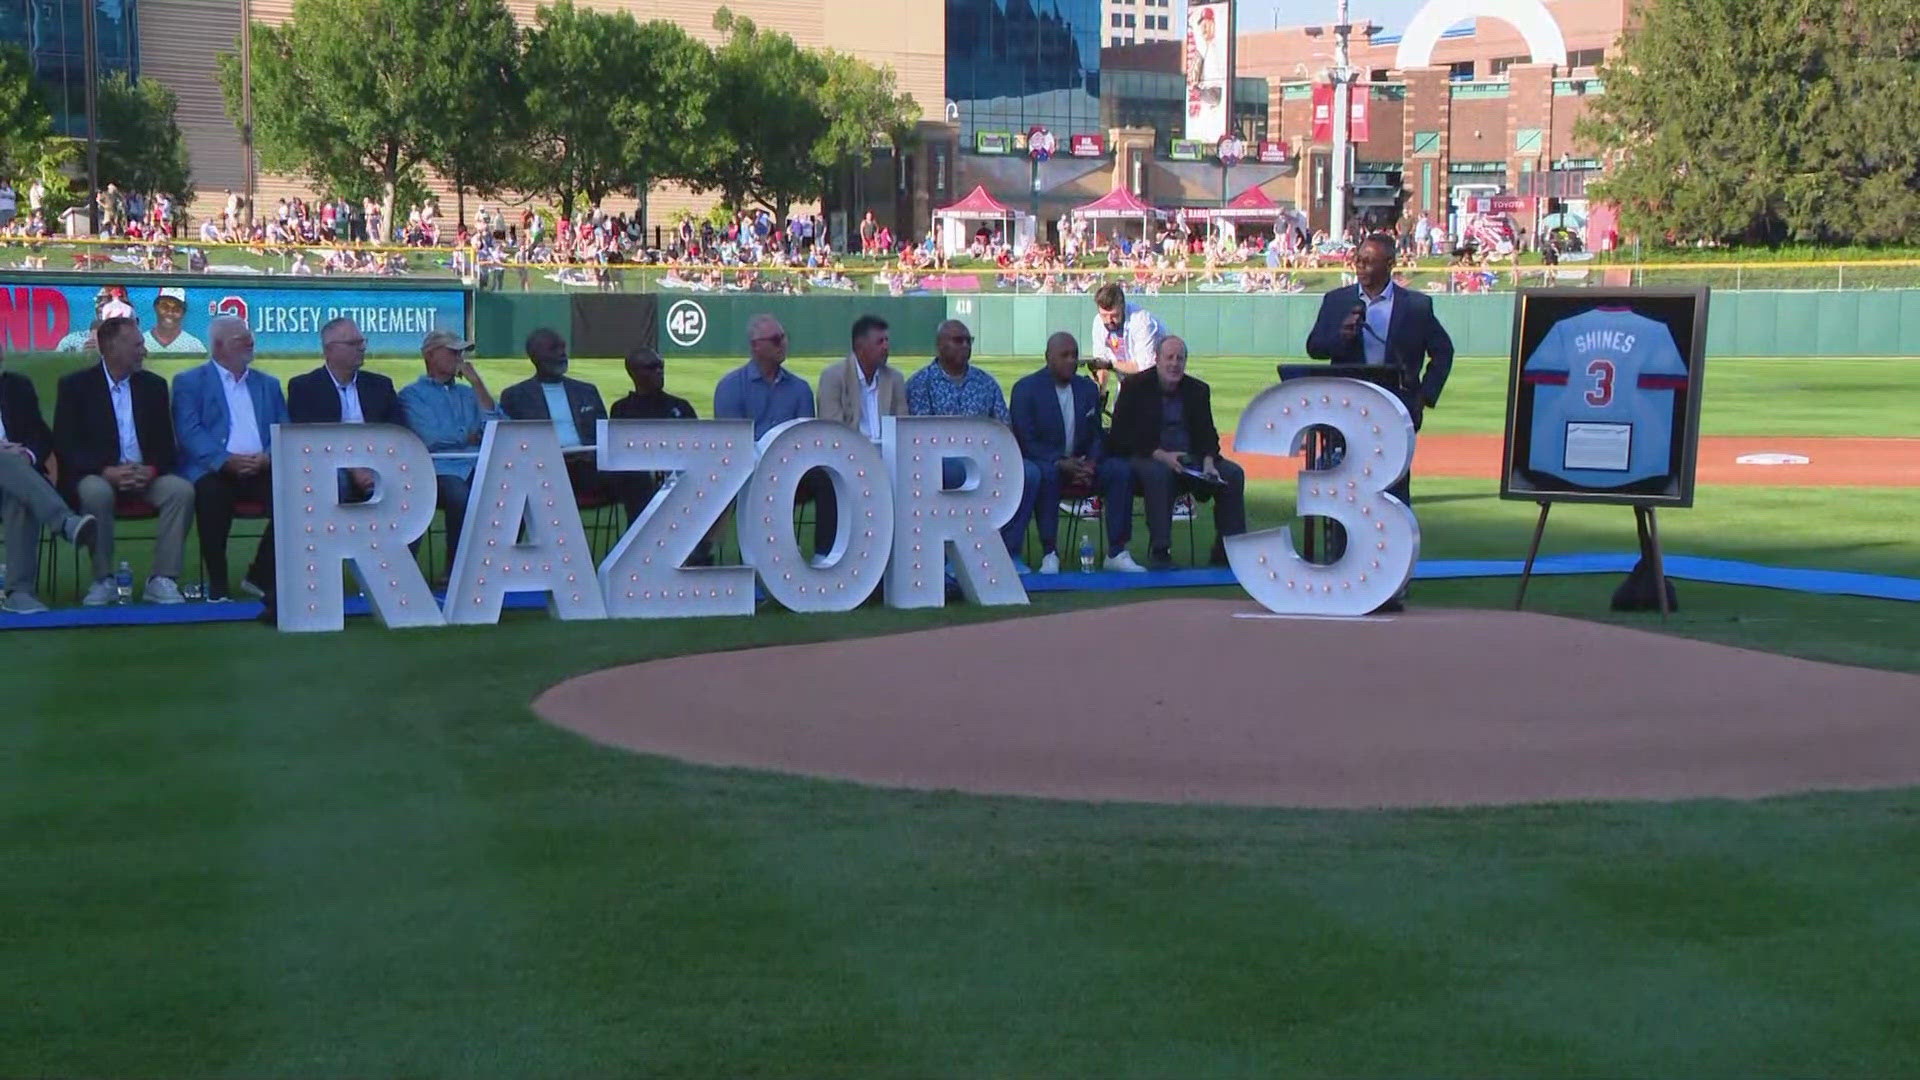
[1225,377,1420,616]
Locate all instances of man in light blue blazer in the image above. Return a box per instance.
[172,315,289,602]
[1009,332,1105,574]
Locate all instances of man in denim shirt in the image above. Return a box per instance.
[713,314,834,564]
[399,329,501,569]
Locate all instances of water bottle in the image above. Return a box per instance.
[1078,534,1095,573]
[115,560,134,604]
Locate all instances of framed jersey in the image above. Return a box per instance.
[1501,288,1710,507]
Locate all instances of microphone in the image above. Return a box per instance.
[1345,301,1367,337]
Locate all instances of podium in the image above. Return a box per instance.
[1275,364,1407,564]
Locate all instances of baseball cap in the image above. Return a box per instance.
[422,328,474,353]
[100,299,135,320]
[155,287,187,305]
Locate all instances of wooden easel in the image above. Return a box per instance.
[1513,500,1670,619]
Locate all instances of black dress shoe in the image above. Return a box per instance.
[1148,548,1176,571]
[1375,597,1405,614]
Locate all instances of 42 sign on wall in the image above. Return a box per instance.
[664,300,708,347]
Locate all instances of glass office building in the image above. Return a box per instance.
[946,0,1101,146]
[0,0,139,137]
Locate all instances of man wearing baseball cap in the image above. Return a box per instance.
[55,286,138,353]
[399,328,500,572]
[144,287,205,353]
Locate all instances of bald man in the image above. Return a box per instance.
[172,314,289,601]
[1101,335,1245,571]
[1010,332,1105,573]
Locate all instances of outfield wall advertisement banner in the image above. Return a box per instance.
[0,279,469,357]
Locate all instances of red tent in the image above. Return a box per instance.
[1181,185,1283,222]
[1073,186,1157,220]
[938,185,1014,216]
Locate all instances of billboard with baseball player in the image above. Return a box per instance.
[1501,287,1710,506]
[1185,2,1232,143]
[0,277,469,357]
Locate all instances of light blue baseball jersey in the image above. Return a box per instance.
[1521,307,1690,487]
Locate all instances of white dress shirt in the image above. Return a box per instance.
[856,363,882,442]
[102,362,143,464]
[1360,282,1395,366]
[218,363,264,455]
[1054,381,1076,456]
[334,373,364,423]
[1091,303,1167,372]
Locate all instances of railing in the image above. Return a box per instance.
[3,234,1917,295]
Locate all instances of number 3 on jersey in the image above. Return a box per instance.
[1224,378,1419,616]
[1584,358,1616,407]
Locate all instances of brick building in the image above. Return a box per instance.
[1236,0,1631,239]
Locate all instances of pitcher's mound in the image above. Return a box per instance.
[535,600,1920,808]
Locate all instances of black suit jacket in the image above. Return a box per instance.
[0,370,53,472]
[1106,370,1221,460]
[286,367,403,425]
[499,376,608,445]
[53,363,179,501]
[1305,282,1455,427]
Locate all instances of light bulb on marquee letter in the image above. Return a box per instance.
[736,418,892,613]
[1226,378,1419,616]
[445,421,609,625]
[597,418,756,618]
[880,415,1028,610]
[271,422,442,631]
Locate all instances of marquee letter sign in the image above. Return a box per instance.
[1226,379,1419,615]
[270,423,444,632]
[265,379,1415,632]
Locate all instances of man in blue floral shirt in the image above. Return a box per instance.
[906,320,1035,568]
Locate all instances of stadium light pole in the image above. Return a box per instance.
[241,0,255,229]
[1327,0,1354,243]
[81,0,100,235]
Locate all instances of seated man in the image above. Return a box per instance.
[608,346,712,566]
[1009,332,1103,575]
[905,319,1034,567]
[714,314,831,565]
[174,316,289,602]
[287,316,403,503]
[1098,335,1246,572]
[399,329,501,571]
[1,352,98,613]
[497,327,609,499]
[53,316,196,604]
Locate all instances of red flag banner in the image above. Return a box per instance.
[1350,89,1371,143]
[1310,82,1334,142]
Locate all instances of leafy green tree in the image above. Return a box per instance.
[694,8,918,221]
[1580,0,1920,245]
[95,74,194,206]
[0,43,71,198]
[519,0,711,221]
[217,0,515,231]
[419,0,525,229]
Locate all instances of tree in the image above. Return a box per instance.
[95,74,194,206]
[1580,0,1920,245]
[217,0,516,231]
[419,0,525,228]
[692,9,918,221]
[0,43,73,207]
[519,1,708,221]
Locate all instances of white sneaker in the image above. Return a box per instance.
[2,591,49,614]
[143,576,186,604]
[82,577,116,606]
[62,513,97,549]
[1038,551,1060,575]
[1105,550,1148,573]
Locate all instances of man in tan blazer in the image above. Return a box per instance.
[817,314,908,442]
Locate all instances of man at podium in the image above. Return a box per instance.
[1305,232,1455,506]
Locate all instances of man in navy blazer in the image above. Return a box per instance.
[1009,332,1104,574]
[287,316,403,503]
[1305,232,1454,505]
[1,353,98,612]
[172,315,289,601]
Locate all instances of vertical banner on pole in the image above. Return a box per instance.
[1311,82,1334,142]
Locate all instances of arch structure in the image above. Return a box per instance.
[1393,0,1568,70]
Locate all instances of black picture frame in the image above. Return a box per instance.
[1499,287,1710,508]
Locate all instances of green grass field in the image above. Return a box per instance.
[3,352,1918,1076]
